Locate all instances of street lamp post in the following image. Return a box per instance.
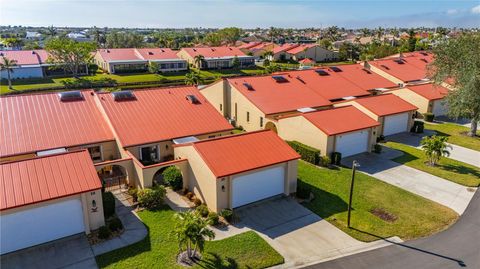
[347,160,360,228]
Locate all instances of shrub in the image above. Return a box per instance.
[331,152,342,165]
[208,212,220,225]
[220,209,233,222]
[102,192,115,218]
[296,184,310,199]
[193,198,202,206]
[319,155,331,167]
[287,141,320,165]
[424,113,435,122]
[108,217,123,232]
[186,192,194,200]
[373,144,382,153]
[128,187,138,202]
[98,226,111,239]
[196,204,209,218]
[137,186,166,209]
[162,166,183,191]
[410,120,425,133]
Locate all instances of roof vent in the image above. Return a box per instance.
[296,76,306,84]
[272,75,289,83]
[380,64,390,70]
[161,49,165,52]
[58,91,84,102]
[315,69,330,76]
[394,59,405,64]
[420,58,428,63]
[0,52,3,56]
[420,52,428,56]
[186,95,200,104]
[229,47,233,50]
[112,90,136,101]
[243,82,254,91]
[106,49,110,53]
[398,83,404,88]
[211,48,215,52]
[192,48,197,52]
[31,51,36,54]
[363,61,371,70]
[148,51,154,55]
[361,68,372,74]
[329,66,342,72]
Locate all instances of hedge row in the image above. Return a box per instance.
[287,141,320,165]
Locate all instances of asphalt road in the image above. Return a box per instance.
[304,189,480,269]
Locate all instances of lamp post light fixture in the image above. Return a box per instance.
[347,160,360,228]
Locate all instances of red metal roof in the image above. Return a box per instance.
[406,83,449,101]
[97,48,144,62]
[191,130,300,178]
[238,42,261,50]
[333,64,397,90]
[299,58,315,64]
[0,50,48,65]
[227,75,332,115]
[272,43,299,54]
[0,91,115,157]
[134,48,182,60]
[98,86,233,147]
[370,53,432,82]
[0,150,102,211]
[285,44,317,55]
[180,47,247,58]
[302,106,380,135]
[354,94,418,116]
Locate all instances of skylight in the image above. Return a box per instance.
[186,95,201,104]
[380,65,390,70]
[315,69,330,76]
[329,66,343,72]
[58,91,84,102]
[112,90,136,101]
[272,75,289,83]
[361,68,372,74]
[243,82,254,90]
[394,59,405,64]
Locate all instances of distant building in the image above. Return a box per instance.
[25,31,42,40]
[238,42,275,59]
[267,43,339,62]
[67,32,92,42]
[177,47,255,69]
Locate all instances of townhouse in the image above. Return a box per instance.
[0,50,88,79]
[177,46,255,69]
[238,41,275,58]
[267,43,339,62]
[94,48,188,73]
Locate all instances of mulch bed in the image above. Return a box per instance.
[370,208,398,223]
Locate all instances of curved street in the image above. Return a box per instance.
[305,189,480,269]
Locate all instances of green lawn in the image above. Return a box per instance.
[298,161,458,242]
[425,122,480,151]
[96,206,283,269]
[385,142,480,187]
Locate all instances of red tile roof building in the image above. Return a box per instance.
[0,150,101,211]
[0,91,114,157]
[354,94,418,116]
[369,52,434,82]
[178,47,255,69]
[405,83,449,101]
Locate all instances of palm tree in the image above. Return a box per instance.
[172,211,215,261]
[420,135,452,166]
[185,71,201,85]
[263,50,274,61]
[0,56,17,90]
[46,25,57,38]
[193,54,204,69]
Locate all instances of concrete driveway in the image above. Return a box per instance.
[387,132,480,167]
[0,234,97,269]
[342,147,475,215]
[233,196,399,267]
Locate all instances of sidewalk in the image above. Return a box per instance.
[91,190,148,256]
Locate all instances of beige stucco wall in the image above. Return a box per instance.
[277,115,330,155]
[390,88,430,114]
[229,84,267,131]
[200,80,227,116]
[177,50,196,67]
[367,64,404,84]
[291,46,339,62]
[68,140,120,163]
[0,191,105,234]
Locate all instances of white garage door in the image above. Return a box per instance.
[0,198,85,254]
[232,165,285,208]
[335,130,369,157]
[433,100,447,116]
[383,113,409,136]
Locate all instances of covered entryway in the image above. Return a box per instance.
[1,198,85,254]
[232,166,285,208]
[383,113,409,136]
[432,100,447,116]
[335,130,369,157]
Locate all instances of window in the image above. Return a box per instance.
[140,145,159,164]
[260,117,263,127]
[87,146,103,162]
[247,112,250,122]
[220,104,223,111]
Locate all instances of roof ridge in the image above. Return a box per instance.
[0,89,95,98]
[0,149,89,165]
[193,129,270,146]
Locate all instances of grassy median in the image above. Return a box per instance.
[425,122,480,151]
[298,161,458,242]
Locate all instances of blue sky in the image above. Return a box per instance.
[0,0,479,28]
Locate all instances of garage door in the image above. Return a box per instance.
[232,166,285,208]
[0,198,85,254]
[335,130,369,157]
[433,100,447,116]
[383,113,409,136]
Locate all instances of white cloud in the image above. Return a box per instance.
[447,9,458,15]
[472,5,480,14]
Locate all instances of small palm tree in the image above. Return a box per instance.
[0,56,17,90]
[194,54,205,69]
[420,135,452,166]
[172,210,215,261]
[185,71,201,85]
[263,50,274,61]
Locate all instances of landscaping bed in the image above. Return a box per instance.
[95,206,284,269]
[297,161,458,242]
[424,122,480,151]
[385,141,480,187]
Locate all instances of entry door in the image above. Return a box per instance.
[0,198,85,254]
[383,113,409,136]
[335,130,369,157]
[232,166,285,208]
